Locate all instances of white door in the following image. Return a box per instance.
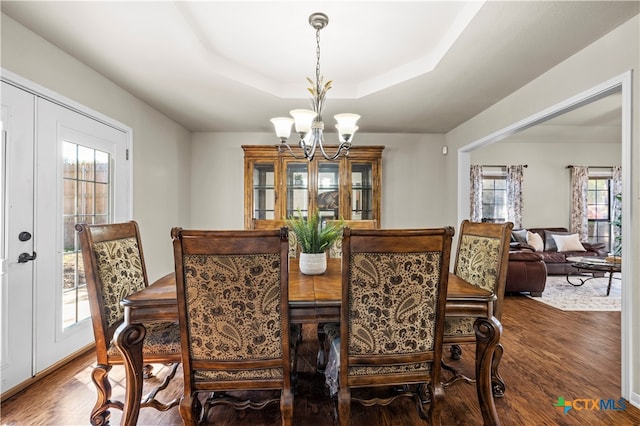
[1,82,36,393]
[1,81,130,392]
[34,98,129,371]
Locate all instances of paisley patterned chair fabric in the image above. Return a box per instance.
[76,221,181,426]
[171,227,293,425]
[441,220,513,397]
[443,221,513,339]
[334,227,454,425]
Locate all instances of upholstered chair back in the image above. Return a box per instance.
[171,227,293,425]
[444,220,513,340]
[335,227,454,425]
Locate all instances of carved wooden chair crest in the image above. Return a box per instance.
[171,227,294,425]
[76,221,181,426]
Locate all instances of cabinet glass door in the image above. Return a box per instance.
[286,161,309,218]
[318,162,340,221]
[253,163,275,219]
[351,163,373,220]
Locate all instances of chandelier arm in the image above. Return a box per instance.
[318,138,351,161]
[278,141,305,160]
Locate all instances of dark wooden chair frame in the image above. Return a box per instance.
[442,220,513,397]
[171,227,294,425]
[76,221,181,426]
[336,227,454,426]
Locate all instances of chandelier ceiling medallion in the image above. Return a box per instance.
[270,12,360,161]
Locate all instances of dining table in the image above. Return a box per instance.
[113,258,502,426]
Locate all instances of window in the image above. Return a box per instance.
[587,175,613,250]
[481,167,507,223]
[63,142,111,328]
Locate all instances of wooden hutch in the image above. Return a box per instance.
[243,145,384,229]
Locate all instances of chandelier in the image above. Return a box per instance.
[270,12,360,161]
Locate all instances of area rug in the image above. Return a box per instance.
[526,273,621,311]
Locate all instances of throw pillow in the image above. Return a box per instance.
[544,230,570,252]
[512,229,528,243]
[552,233,586,252]
[526,231,544,252]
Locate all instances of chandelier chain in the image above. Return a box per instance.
[315,27,322,101]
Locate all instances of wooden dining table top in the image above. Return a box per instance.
[122,258,495,313]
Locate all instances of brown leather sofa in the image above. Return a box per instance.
[505,227,608,297]
[510,227,608,275]
[505,251,547,296]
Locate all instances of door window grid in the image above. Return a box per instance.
[62,142,111,328]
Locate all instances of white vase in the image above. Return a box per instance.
[299,252,327,275]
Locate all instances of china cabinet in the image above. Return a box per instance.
[243,145,383,229]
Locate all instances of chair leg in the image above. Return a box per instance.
[280,388,294,426]
[441,358,475,388]
[317,323,328,371]
[90,364,114,426]
[426,382,444,426]
[337,388,351,426]
[491,343,506,398]
[179,393,201,426]
[449,344,462,360]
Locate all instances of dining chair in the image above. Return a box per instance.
[330,227,454,425]
[171,227,294,425]
[252,219,299,258]
[442,220,513,397]
[76,221,182,426]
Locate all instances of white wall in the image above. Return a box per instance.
[471,142,621,228]
[189,132,448,230]
[1,14,192,280]
[446,15,640,405]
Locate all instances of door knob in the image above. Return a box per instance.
[18,252,37,263]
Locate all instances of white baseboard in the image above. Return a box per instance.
[629,391,640,410]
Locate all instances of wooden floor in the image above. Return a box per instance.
[2,294,640,425]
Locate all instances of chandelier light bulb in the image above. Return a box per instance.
[270,117,294,140]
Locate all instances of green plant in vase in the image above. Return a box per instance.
[286,209,343,274]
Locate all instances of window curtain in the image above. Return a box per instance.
[612,166,622,255]
[506,165,524,229]
[469,165,483,222]
[569,166,589,240]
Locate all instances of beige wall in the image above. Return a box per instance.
[471,141,622,228]
[189,132,448,230]
[1,14,192,281]
[446,15,640,404]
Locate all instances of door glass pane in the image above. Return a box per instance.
[62,142,110,329]
[286,162,308,218]
[253,163,275,220]
[351,163,372,220]
[318,162,340,221]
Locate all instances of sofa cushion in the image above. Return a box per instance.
[526,231,544,252]
[512,229,528,243]
[543,230,571,251]
[538,251,568,263]
[552,233,586,252]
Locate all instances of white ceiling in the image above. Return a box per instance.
[2,1,638,137]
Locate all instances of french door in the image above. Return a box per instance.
[1,80,130,393]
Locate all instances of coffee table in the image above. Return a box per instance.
[566,256,621,296]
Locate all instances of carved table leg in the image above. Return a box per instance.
[113,322,146,426]
[474,316,503,426]
[491,343,506,398]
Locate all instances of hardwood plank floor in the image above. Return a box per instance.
[2,294,640,425]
